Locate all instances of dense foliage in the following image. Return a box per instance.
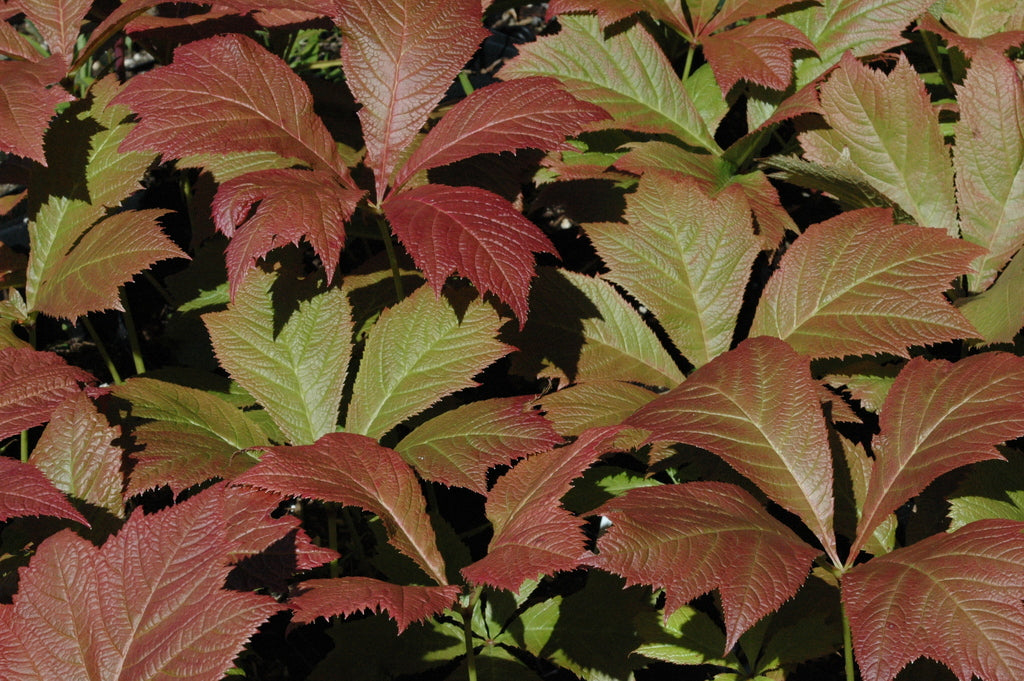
[2,1,1024,680]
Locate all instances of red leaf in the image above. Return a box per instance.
[0,457,88,525]
[461,426,623,591]
[235,432,449,586]
[15,0,91,62]
[0,485,281,681]
[384,184,555,324]
[547,0,687,32]
[627,337,839,564]
[0,60,73,165]
[337,0,489,200]
[395,395,563,494]
[115,34,352,183]
[31,391,124,518]
[394,77,609,188]
[289,577,461,632]
[212,168,363,298]
[702,19,815,94]
[0,19,43,61]
[0,347,94,440]
[851,353,1024,559]
[917,15,1024,59]
[589,482,820,651]
[844,519,1024,681]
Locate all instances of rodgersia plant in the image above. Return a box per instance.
[2,1,1024,680]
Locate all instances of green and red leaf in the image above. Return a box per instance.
[589,482,821,651]
[0,60,73,165]
[702,19,815,94]
[289,577,462,632]
[0,347,94,439]
[0,457,89,526]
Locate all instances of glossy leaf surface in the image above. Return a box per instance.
[289,577,461,632]
[345,286,509,440]
[853,353,1024,557]
[337,0,488,199]
[751,208,981,359]
[0,60,73,164]
[0,347,94,439]
[589,482,821,650]
[394,77,609,188]
[500,15,718,151]
[395,396,562,494]
[585,172,759,368]
[116,34,351,181]
[0,485,281,681]
[701,19,814,94]
[461,427,622,591]
[0,457,89,525]
[204,266,352,445]
[844,520,1024,681]
[384,184,555,324]
[31,391,124,518]
[628,337,838,563]
[235,432,449,585]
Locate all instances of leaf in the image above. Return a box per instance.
[547,0,688,32]
[383,184,555,323]
[115,34,352,182]
[588,482,820,651]
[948,448,1024,531]
[843,519,1024,681]
[635,604,730,667]
[801,53,958,235]
[0,60,73,164]
[31,391,124,518]
[627,336,838,563]
[585,172,759,368]
[958,246,1024,346]
[954,49,1024,291]
[212,168,363,298]
[500,15,718,151]
[15,0,91,62]
[461,427,623,591]
[0,457,89,525]
[0,347,94,439]
[204,265,352,445]
[0,485,281,681]
[111,377,270,495]
[31,208,187,320]
[0,19,42,61]
[750,208,982,359]
[26,76,160,314]
[289,577,461,632]
[344,286,509,440]
[507,267,685,387]
[702,19,815,94]
[852,353,1024,558]
[337,0,488,199]
[940,0,1024,37]
[394,396,563,494]
[537,380,660,437]
[235,432,449,585]
[394,77,609,188]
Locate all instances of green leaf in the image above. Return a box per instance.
[948,448,1024,531]
[801,53,958,236]
[537,380,659,437]
[507,267,685,388]
[751,208,981,359]
[941,0,1024,37]
[953,49,1024,291]
[958,246,1024,346]
[635,604,730,668]
[395,396,562,495]
[111,377,270,495]
[500,14,719,152]
[344,286,509,440]
[586,172,759,368]
[203,264,352,445]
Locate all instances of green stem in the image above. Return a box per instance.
[682,43,695,81]
[461,586,482,681]
[82,316,122,385]
[842,597,857,681]
[458,70,475,97]
[119,287,145,376]
[20,430,28,463]
[920,29,953,93]
[374,213,404,302]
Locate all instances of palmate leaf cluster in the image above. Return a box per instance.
[2,1,1024,680]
